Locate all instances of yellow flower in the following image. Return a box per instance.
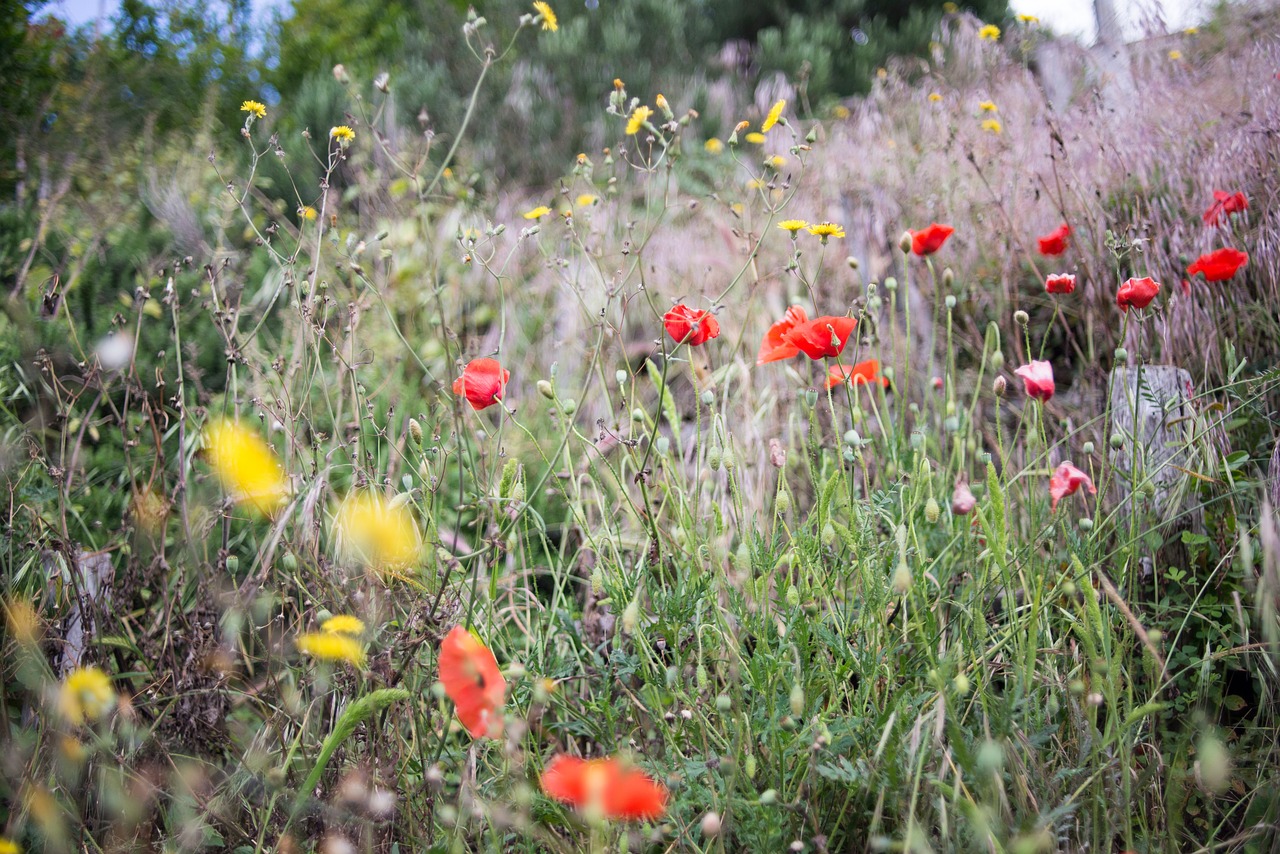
[298,205,317,221]
[0,837,20,854]
[978,24,1001,40]
[761,99,786,132]
[832,104,851,119]
[297,632,365,667]
[1184,26,1198,35]
[982,118,1003,134]
[777,219,809,236]
[4,597,39,645]
[58,666,116,725]
[1168,49,1183,60]
[321,615,366,636]
[876,67,888,79]
[806,222,846,241]
[655,93,671,117]
[943,1,958,12]
[523,205,552,220]
[704,138,724,154]
[575,193,598,207]
[765,155,786,168]
[532,1,557,31]
[744,132,766,145]
[333,491,422,572]
[626,105,653,135]
[979,100,997,113]
[204,419,287,515]
[928,92,943,103]
[240,100,266,119]
[330,125,355,146]
[1017,14,1039,23]
[746,178,765,190]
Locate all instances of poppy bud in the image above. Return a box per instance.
[944,416,959,433]
[374,72,390,93]
[945,295,957,309]
[993,376,1007,396]
[989,350,1004,372]
[925,497,941,522]
[843,429,861,446]
[708,447,722,470]
[1148,629,1163,644]
[631,407,645,422]
[892,559,912,593]
[696,664,708,688]
[789,683,805,717]
[943,267,954,288]
[847,256,859,269]
[1110,434,1125,449]
[333,64,350,83]
[884,277,897,292]
[745,754,757,779]
[1014,310,1029,326]
[759,789,778,805]
[1078,517,1094,530]
[722,448,736,470]
[408,418,423,445]
[615,370,628,385]
[701,812,722,838]
[898,231,914,253]
[655,436,669,455]
[775,490,791,515]
[715,694,731,712]
[700,390,715,405]
[1114,347,1128,364]
[537,380,554,399]
[953,673,970,695]
[560,398,577,415]
[282,552,297,571]
[976,740,1004,775]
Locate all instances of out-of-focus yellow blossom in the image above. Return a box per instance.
[761,99,786,132]
[943,1,958,12]
[928,92,943,102]
[523,205,552,220]
[204,419,287,515]
[982,118,1003,134]
[297,632,366,667]
[575,193,598,207]
[626,105,653,135]
[979,100,998,113]
[1018,14,1039,23]
[321,615,366,636]
[298,205,317,221]
[58,666,116,725]
[978,24,1001,40]
[1168,49,1183,60]
[704,138,724,153]
[745,132,766,144]
[334,491,422,572]
[0,836,20,854]
[807,222,846,241]
[832,104,851,118]
[532,1,557,31]
[5,597,40,645]
[765,155,786,169]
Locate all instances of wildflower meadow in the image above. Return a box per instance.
[4,0,1280,851]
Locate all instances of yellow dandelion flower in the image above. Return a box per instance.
[832,104,851,118]
[523,205,552,220]
[240,100,266,119]
[982,118,1003,134]
[778,219,809,236]
[704,138,724,154]
[0,837,20,854]
[1168,49,1182,60]
[330,125,355,146]
[876,67,888,79]
[1017,14,1039,24]
[943,1,958,12]
[333,491,422,572]
[298,205,317,221]
[978,24,1001,41]
[58,666,116,726]
[626,105,653,136]
[321,615,366,636]
[979,100,998,113]
[766,155,786,169]
[761,99,786,132]
[204,419,287,515]
[730,202,744,215]
[928,92,943,102]
[806,222,846,241]
[655,93,671,118]
[575,193,598,207]
[746,178,765,190]
[532,1,557,31]
[297,632,366,667]
[744,132,766,144]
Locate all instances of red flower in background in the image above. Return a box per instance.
[1116,276,1160,311]
[540,755,669,821]
[825,359,889,390]
[1037,223,1071,256]
[757,305,808,364]
[910,223,955,256]
[1202,190,1247,226]
[453,358,509,410]
[662,304,720,346]
[1187,248,1248,282]
[1045,273,1076,295]
[783,315,857,359]
[1014,360,1055,402]
[1049,462,1096,511]
[438,627,506,739]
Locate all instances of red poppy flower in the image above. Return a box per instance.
[453,358,510,411]
[662,304,720,346]
[782,315,857,360]
[1037,223,1071,256]
[1187,248,1248,282]
[911,223,955,256]
[825,359,888,390]
[438,626,506,739]
[1049,462,1096,511]
[1045,273,1076,295]
[540,755,669,821]
[1202,190,1247,226]
[1116,276,1160,311]
[757,305,808,365]
[1014,360,1055,402]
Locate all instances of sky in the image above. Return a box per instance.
[42,0,1211,43]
